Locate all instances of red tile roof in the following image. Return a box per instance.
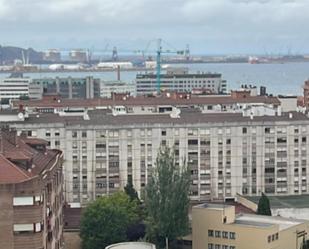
[0,154,30,184]
[12,95,281,109]
[0,129,61,184]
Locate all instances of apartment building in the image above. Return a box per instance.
[0,75,31,101]
[192,203,309,249]
[136,67,227,95]
[0,128,64,249]
[4,95,309,206]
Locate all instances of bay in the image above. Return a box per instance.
[1,62,308,95]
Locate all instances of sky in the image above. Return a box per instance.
[0,0,309,55]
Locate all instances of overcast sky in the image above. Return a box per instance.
[0,0,309,54]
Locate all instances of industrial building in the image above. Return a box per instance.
[30,76,101,99]
[69,50,88,63]
[0,128,64,249]
[43,49,61,62]
[192,203,309,249]
[136,68,227,95]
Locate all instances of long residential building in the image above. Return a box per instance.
[0,128,64,249]
[136,67,227,95]
[3,92,309,206]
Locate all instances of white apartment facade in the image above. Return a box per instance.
[136,68,227,95]
[5,107,309,207]
[0,77,31,100]
[99,81,136,98]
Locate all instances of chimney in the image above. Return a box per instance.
[117,65,121,81]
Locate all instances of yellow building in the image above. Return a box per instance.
[192,203,309,249]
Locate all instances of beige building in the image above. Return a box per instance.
[192,203,309,249]
[0,128,64,249]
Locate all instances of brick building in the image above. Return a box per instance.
[0,128,64,249]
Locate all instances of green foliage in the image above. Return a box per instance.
[257,193,272,216]
[124,177,139,202]
[80,192,139,249]
[145,146,191,247]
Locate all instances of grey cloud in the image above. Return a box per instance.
[0,0,308,54]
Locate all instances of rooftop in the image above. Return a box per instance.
[105,242,156,249]
[11,110,309,127]
[235,214,305,231]
[246,195,309,209]
[0,128,62,184]
[12,94,281,109]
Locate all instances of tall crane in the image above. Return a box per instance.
[137,38,185,94]
[156,39,185,94]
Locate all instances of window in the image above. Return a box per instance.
[161,130,166,136]
[45,131,51,137]
[222,231,228,238]
[14,224,34,233]
[215,231,221,238]
[275,233,279,240]
[242,127,247,134]
[188,139,198,145]
[229,232,236,240]
[55,141,60,146]
[13,196,34,206]
[82,131,87,138]
[72,131,77,138]
[208,244,214,249]
[208,230,214,237]
[55,131,60,136]
[215,245,221,249]
[230,247,235,249]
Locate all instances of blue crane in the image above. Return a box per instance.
[155,39,185,94]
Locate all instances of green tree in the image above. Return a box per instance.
[257,193,272,216]
[124,176,139,202]
[80,191,139,249]
[145,146,191,249]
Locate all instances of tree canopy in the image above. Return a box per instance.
[80,191,139,249]
[145,146,191,249]
[257,192,272,216]
[124,176,140,202]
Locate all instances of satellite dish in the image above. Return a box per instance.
[18,112,24,120]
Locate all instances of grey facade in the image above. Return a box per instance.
[30,76,101,99]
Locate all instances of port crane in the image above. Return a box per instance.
[136,38,185,94]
